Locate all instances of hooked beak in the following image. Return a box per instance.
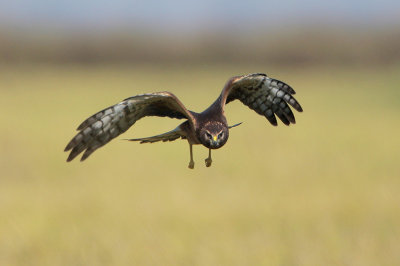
[210,135,219,148]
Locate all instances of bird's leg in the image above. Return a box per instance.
[188,143,195,169]
[205,149,212,167]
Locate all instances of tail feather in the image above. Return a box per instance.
[228,122,243,129]
[125,127,185,144]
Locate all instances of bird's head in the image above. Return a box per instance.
[199,122,229,149]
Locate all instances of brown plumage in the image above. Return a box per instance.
[65,73,303,168]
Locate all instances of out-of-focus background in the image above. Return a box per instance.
[1,1,399,265]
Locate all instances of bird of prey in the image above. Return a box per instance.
[65,73,303,168]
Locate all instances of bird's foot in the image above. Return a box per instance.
[188,161,195,169]
[205,158,212,167]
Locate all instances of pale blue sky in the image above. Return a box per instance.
[1,0,399,32]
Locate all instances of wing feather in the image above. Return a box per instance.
[65,92,194,162]
[220,73,302,126]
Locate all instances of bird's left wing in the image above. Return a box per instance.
[219,73,303,126]
[65,92,194,162]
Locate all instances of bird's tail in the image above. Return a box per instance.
[124,127,185,144]
[228,122,243,129]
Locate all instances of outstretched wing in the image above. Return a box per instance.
[65,92,194,162]
[125,125,186,144]
[220,73,303,126]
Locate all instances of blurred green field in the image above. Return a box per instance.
[0,64,399,265]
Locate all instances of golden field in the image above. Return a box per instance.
[0,64,399,265]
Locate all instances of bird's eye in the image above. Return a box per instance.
[218,132,224,139]
[206,132,212,139]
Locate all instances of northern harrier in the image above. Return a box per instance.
[65,73,303,168]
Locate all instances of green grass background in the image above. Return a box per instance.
[1,64,399,265]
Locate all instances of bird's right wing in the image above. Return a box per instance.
[65,92,195,162]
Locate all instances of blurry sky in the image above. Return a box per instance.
[1,0,399,32]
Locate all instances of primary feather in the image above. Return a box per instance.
[220,73,303,126]
[65,92,193,161]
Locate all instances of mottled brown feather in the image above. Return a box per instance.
[219,73,303,126]
[65,92,195,162]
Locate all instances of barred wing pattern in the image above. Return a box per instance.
[221,73,303,126]
[65,92,194,162]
